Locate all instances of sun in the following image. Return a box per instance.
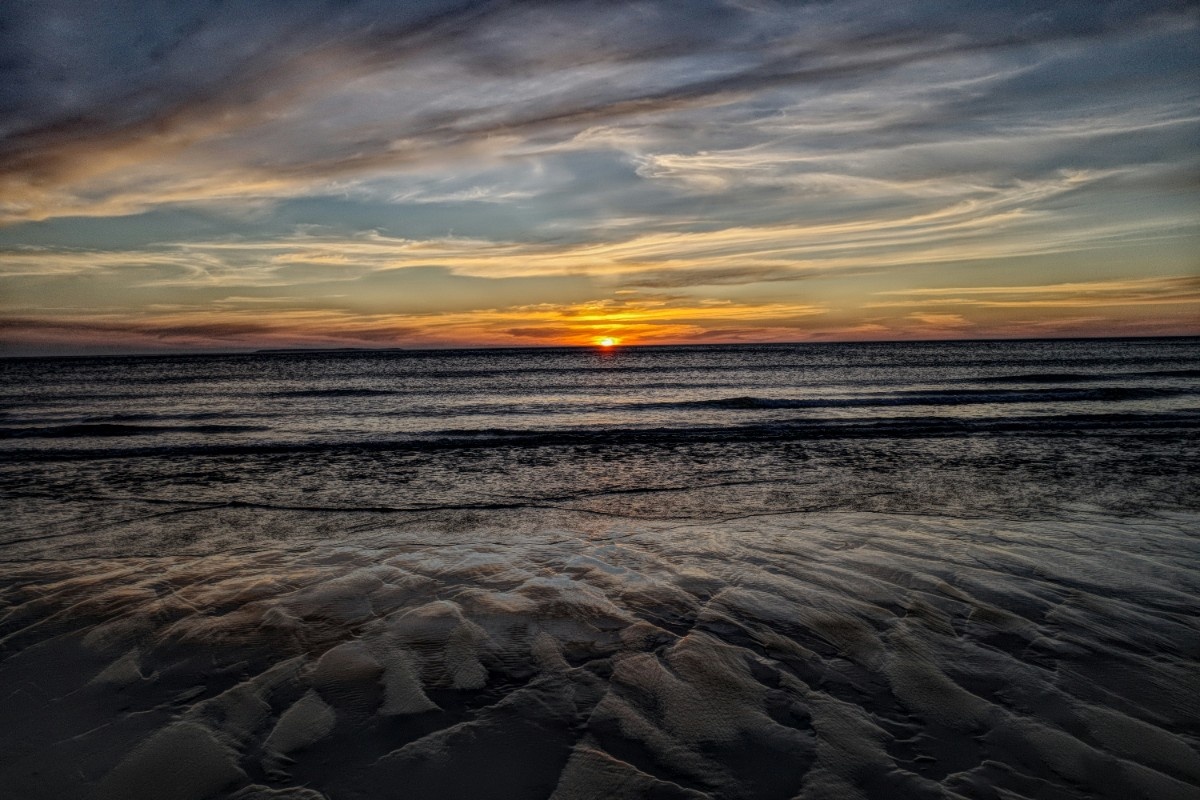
[597,337,618,348]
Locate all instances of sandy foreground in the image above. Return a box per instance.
[1,509,1198,799]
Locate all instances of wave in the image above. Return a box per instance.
[676,386,1188,410]
[1140,368,1200,378]
[970,368,1200,384]
[971,372,1110,384]
[0,423,270,439]
[268,388,404,398]
[7,382,1187,412]
[4,411,1196,461]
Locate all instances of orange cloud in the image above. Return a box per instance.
[872,276,1200,309]
[907,312,969,328]
[0,293,831,353]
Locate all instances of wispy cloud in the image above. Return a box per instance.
[2,1,1195,221]
[1,0,1197,352]
[873,276,1200,308]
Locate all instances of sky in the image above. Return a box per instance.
[1,0,1197,354]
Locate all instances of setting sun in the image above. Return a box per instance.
[597,337,618,348]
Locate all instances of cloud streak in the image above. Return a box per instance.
[874,276,1200,308]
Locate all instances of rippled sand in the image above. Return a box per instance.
[2,510,1198,799]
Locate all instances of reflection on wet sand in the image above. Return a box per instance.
[3,511,1198,799]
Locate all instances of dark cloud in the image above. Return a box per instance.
[0,315,276,339]
[1,0,1194,197]
[688,327,776,340]
[504,326,578,339]
[0,315,427,353]
[619,264,885,288]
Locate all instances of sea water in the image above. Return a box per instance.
[1,339,1198,799]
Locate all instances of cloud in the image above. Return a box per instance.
[1,1,1194,222]
[1,1,1197,352]
[907,312,969,327]
[504,326,578,340]
[237,171,1192,280]
[873,276,1200,308]
[0,283,832,354]
[0,314,281,348]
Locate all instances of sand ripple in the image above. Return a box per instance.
[1,511,1198,799]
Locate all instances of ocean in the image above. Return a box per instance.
[1,338,1198,799]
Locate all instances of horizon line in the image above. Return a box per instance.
[4,332,1198,361]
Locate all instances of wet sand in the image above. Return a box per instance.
[2,509,1198,799]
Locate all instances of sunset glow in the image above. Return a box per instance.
[2,4,1198,793]
[1,2,1197,355]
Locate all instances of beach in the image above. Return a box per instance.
[2,339,1198,799]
